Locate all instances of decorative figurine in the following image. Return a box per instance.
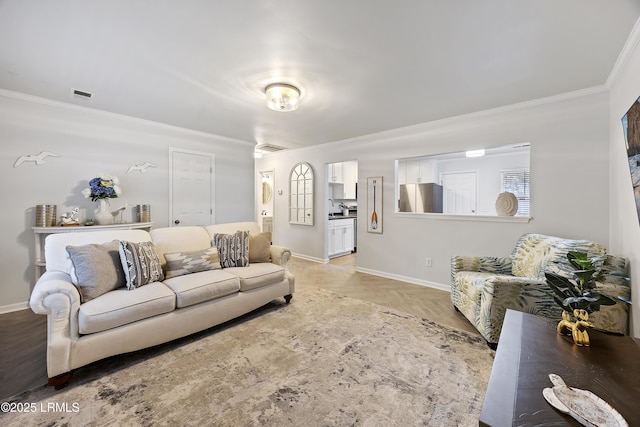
[557,309,593,346]
[61,207,80,226]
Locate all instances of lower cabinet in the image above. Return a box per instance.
[328,218,354,258]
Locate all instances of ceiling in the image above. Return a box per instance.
[1,1,639,152]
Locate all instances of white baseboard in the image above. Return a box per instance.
[355,266,450,292]
[0,301,30,314]
[291,253,327,264]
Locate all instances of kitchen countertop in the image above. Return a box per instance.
[328,214,357,220]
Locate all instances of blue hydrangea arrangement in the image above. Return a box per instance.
[81,174,121,202]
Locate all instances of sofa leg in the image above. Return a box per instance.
[284,294,293,304]
[48,372,72,390]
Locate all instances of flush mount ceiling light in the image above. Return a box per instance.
[465,149,485,158]
[265,83,300,112]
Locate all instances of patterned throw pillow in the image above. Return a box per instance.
[66,240,126,303]
[164,247,221,279]
[249,232,272,263]
[118,240,164,290]
[213,230,250,268]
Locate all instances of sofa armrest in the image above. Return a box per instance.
[29,271,81,377]
[450,256,512,282]
[269,245,291,269]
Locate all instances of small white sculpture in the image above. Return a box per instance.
[61,207,80,226]
[13,151,60,167]
[127,162,157,174]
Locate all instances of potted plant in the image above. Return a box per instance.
[544,251,630,345]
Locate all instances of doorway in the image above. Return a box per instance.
[169,148,215,226]
[258,170,274,234]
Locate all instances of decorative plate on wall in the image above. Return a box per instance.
[495,191,518,216]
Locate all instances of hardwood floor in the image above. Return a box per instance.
[0,253,478,400]
[0,307,47,400]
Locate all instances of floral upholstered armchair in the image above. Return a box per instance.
[450,234,630,347]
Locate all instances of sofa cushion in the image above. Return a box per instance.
[511,234,607,279]
[214,230,250,268]
[511,234,556,278]
[162,270,240,308]
[78,282,176,334]
[224,263,285,291]
[150,226,212,266]
[119,240,164,289]
[164,247,221,279]
[249,232,272,263]
[44,229,151,276]
[66,240,126,303]
[544,239,607,278]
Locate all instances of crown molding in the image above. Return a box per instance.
[314,85,608,150]
[0,88,254,146]
[606,16,640,88]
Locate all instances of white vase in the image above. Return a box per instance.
[94,199,113,225]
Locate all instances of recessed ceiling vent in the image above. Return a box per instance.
[255,143,287,152]
[71,88,93,101]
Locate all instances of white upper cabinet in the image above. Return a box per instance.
[329,162,343,183]
[328,161,357,200]
[401,158,437,184]
[342,160,358,199]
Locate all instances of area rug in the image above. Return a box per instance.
[1,287,494,426]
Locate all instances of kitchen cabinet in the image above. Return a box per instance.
[329,161,357,200]
[342,160,357,199]
[329,162,343,183]
[261,216,272,233]
[399,158,437,184]
[328,218,354,257]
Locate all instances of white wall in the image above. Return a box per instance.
[0,91,255,310]
[608,23,640,338]
[257,89,611,293]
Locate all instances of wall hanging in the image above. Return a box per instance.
[13,151,60,167]
[289,162,313,225]
[367,176,383,234]
[127,162,157,174]
[622,96,640,223]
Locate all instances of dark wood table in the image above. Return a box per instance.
[480,309,640,426]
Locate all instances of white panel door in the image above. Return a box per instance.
[170,149,214,226]
[441,172,477,214]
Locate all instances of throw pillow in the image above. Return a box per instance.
[213,230,250,268]
[164,247,222,279]
[118,240,164,290]
[66,240,125,303]
[249,232,272,263]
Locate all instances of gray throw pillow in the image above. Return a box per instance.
[66,240,126,303]
[213,230,250,268]
[164,247,221,279]
[118,240,164,290]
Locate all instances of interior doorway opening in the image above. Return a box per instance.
[259,170,274,235]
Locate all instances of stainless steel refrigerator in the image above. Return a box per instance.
[399,183,443,213]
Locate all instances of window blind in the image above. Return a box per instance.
[500,169,530,216]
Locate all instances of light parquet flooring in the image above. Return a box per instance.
[289,254,479,335]
[0,252,478,400]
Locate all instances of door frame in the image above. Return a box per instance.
[258,169,275,233]
[169,147,216,227]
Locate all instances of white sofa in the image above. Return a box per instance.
[30,221,294,389]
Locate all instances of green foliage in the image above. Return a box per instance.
[544,251,629,314]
